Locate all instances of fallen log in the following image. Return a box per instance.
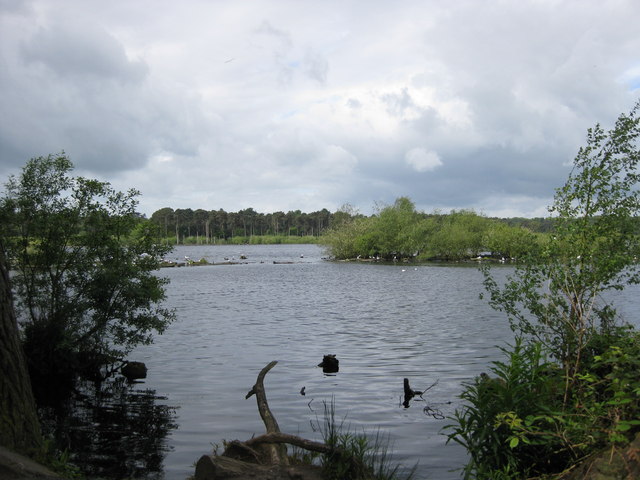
[194,361,381,480]
[195,361,328,480]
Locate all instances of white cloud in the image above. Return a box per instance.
[405,148,442,172]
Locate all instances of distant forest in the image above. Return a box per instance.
[148,206,555,244]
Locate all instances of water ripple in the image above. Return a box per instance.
[134,244,640,479]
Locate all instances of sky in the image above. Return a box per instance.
[1,0,639,218]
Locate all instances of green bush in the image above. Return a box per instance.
[446,329,640,479]
[446,339,567,479]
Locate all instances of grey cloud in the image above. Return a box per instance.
[21,23,148,83]
[0,0,32,15]
[346,98,362,109]
[303,48,328,84]
[254,20,293,49]
[0,11,208,175]
[381,88,416,117]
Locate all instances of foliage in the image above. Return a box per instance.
[314,400,415,480]
[447,330,640,479]
[150,200,552,252]
[449,101,640,479]
[35,437,83,479]
[482,222,539,260]
[150,205,333,242]
[321,201,541,261]
[0,153,174,389]
[320,215,377,260]
[446,339,567,479]
[481,100,640,381]
[425,210,489,260]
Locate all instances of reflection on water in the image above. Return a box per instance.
[39,378,178,479]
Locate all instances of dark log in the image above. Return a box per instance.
[195,454,324,480]
[317,354,339,373]
[194,361,369,479]
[121,361,147,381]
[403,378,422,408]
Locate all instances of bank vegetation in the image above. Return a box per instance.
[320,198,545,262]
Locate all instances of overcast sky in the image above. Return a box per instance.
[1,0,639,218]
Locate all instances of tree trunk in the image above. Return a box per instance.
[0,245,42,455]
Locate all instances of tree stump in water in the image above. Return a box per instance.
[195,361,330,480]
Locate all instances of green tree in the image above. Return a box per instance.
[482,101,640,384]
[374,197,422,259]
[483,222,539,260]
[321,216,375,259]
[427,210,489,260]
[448,101,640,480]
[1,153,175,390]
[149,207,175,240]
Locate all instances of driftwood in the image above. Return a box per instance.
[195,361,331,480]
[244,360,288,465]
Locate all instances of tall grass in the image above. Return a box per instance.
[311,400,416,480]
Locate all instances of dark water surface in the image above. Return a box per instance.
[126,244,640,479]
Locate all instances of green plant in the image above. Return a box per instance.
[0,153,174,391]
[576,328,640,445]
[451,101,640,479]
[313,400,415,480]
[445,339,569,479]
[481,100,640,398]
[447,327,640,479]
[36,437,84,479]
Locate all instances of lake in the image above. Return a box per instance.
[120,244,639,479]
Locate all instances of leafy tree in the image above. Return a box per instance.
[375,197,423,259]
[1,153,174,391]
[149,207,174,239]
[321,216,375,260]
[449,101,640,479]
[482,101,640,386]
[483,222,539,260]
[426,210,490,260]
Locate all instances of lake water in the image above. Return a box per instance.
[123,244,640,480]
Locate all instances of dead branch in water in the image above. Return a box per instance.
[195,361,377,480]
[244,360,288,465]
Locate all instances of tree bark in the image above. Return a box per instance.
[0,245,42,455]
[245,361,289,465]
[245,432,332,454]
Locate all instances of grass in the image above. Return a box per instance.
[303,400,416,480]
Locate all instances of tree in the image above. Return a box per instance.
[0,241,42,455]
[482,222,538,260]
[374,197,422,259]
[1,153,174,391]
[149,207,175,240]
[482,100,640,393]
[448,101,640,480]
